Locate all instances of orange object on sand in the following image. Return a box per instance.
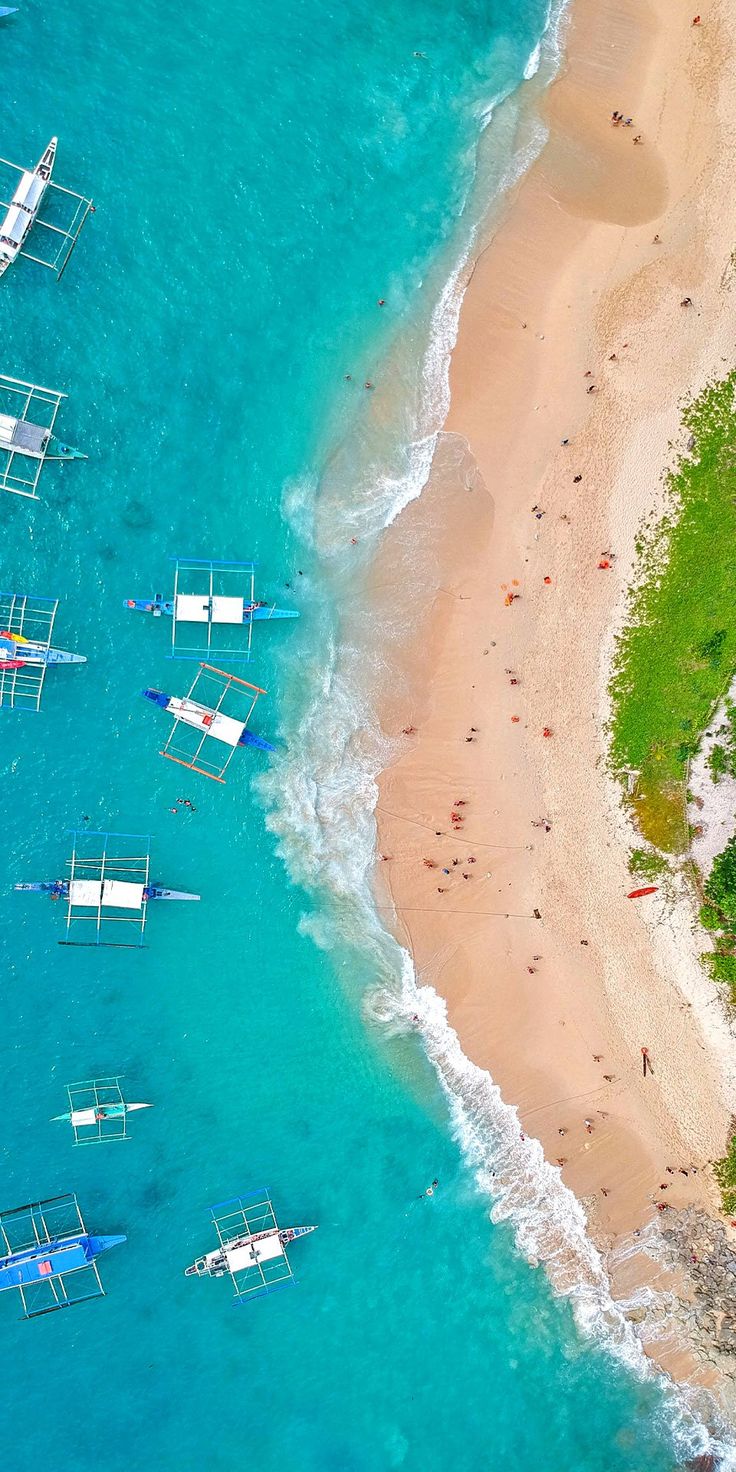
[542,727,552,738]
[511,715,520,723]
[627,886,658,899]
[543,576,552,585]
[598,559,611,569]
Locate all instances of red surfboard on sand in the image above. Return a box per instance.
[627,886,659,899]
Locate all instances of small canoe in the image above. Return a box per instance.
[627,886,659,899]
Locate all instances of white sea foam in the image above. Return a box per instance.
[524,40,542,80]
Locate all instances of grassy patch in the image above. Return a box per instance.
[628,847,669,882]
[609,373,736,853]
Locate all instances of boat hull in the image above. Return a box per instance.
[0,638,86,667]
[0,1230,125,1293]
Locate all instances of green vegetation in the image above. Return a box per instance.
[706,701,736,782]
[708,744,730,781]
[714,1132,736,1217]
[609,373,736,852]
[698,839,736,997]
[705,834,736,923]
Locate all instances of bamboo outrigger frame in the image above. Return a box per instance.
[60,1078,133,1145]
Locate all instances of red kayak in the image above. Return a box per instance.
[627,886,658,899]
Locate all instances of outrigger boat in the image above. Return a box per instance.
[125,558,298,663]
[52,1078,151,1144]
[0,138,55,277]
[0,594,85,710]
[0,1194,124,1317]
[142,664,274,782]
[0,138,93,280]
[185,1190,316,1303]
[15,829,199,948]
[0,376,86,499]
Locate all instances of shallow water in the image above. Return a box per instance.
[0,0,725,1467]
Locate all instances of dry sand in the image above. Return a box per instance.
[374,0,736,1388]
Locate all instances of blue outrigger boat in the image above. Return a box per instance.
[126,557,298,663]
[0,1194,124,1317]
[142,664,275,783]
[16,829,200,948]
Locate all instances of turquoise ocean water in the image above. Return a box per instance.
[0,0,731,1468]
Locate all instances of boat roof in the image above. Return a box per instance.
[227,1234,286,1272]
[1,204,28,246]
[69,878,145,910]
[13,170,46,211]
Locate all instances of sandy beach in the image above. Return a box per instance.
[375,0,736,1392]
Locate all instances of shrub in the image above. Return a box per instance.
[699,903,723,931]
[702,951,736,987]
[705,835,736,921]
[708,744,730,782]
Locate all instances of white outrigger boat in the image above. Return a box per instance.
[52,1078,152,1144]
[185,1190,317,1303]
[0,138,55,277]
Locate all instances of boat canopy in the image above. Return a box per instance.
[227,1234,286,1273]
[1,204,29,246]
[69,878,145,910]
[14,170,46,211]
[211,596,246,624]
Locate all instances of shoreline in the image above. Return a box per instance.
[374,0,736,1404]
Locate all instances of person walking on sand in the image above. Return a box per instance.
[641,1046,652,1076]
